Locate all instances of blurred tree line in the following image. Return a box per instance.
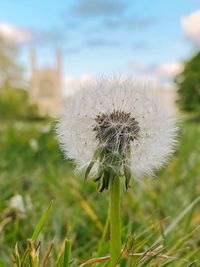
[0,37,38,120]
[175,51,200,115]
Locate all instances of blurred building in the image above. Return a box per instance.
[29,50,177,117]
[29,50,62,117]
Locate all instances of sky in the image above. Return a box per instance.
[0,0,200,94]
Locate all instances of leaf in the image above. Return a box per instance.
[85,160,95,180]
[124,164,132,190]
[99,170,110,192]
[84,146,104,180]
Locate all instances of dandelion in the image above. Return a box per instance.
[39,124,51,133]
[29,138,39,152]
[9,194,26,213]
[57,77,177,266]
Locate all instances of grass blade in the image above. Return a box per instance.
[63,239,72,267]
[31,201,53,242]
[156,196,200,243]
[21,201,53,267]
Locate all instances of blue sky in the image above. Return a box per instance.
[0,0,200,86]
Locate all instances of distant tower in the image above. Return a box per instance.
[29,49,62,117]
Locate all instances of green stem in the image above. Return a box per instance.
[109,176,121,266]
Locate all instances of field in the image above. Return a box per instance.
[0,119,200,266]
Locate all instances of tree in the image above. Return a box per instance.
[0,88,38,119]
[175,51,200,113]
[0,37,38,119]
[0,36,24,89]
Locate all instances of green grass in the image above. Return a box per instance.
[0,119,200,266]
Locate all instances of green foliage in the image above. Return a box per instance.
[0,88,39,119]
[0,120,200,266]
[0,37,23,89]
[0,37,39,120]
[11,203,72,267]
[175,51,200,113]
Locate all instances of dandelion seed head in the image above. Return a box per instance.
[9,194,26,213]
[57,77,177,190]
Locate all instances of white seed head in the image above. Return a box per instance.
[9,194,26,213]
[57,77,177,190]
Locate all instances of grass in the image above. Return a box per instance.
[0,118,200,266]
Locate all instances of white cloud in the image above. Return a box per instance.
[0,22,32,44]
[128,61,182,82]
[63,74,94,96]
[181,10,200,45]
[128,62,148,73]
[155,63,183,78]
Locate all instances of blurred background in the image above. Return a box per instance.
[0,0,200,266]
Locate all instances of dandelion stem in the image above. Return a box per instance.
[109,176,121,266]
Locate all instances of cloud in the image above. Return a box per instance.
[73,0,127,17]
[128,61,182,83]
[128,62,149,73]
[0,22,66,47]
[154,63,183,78]
[63,74,94,96]
[181,10,200,45]
[128,62,158,76]
[0,23,32,44]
